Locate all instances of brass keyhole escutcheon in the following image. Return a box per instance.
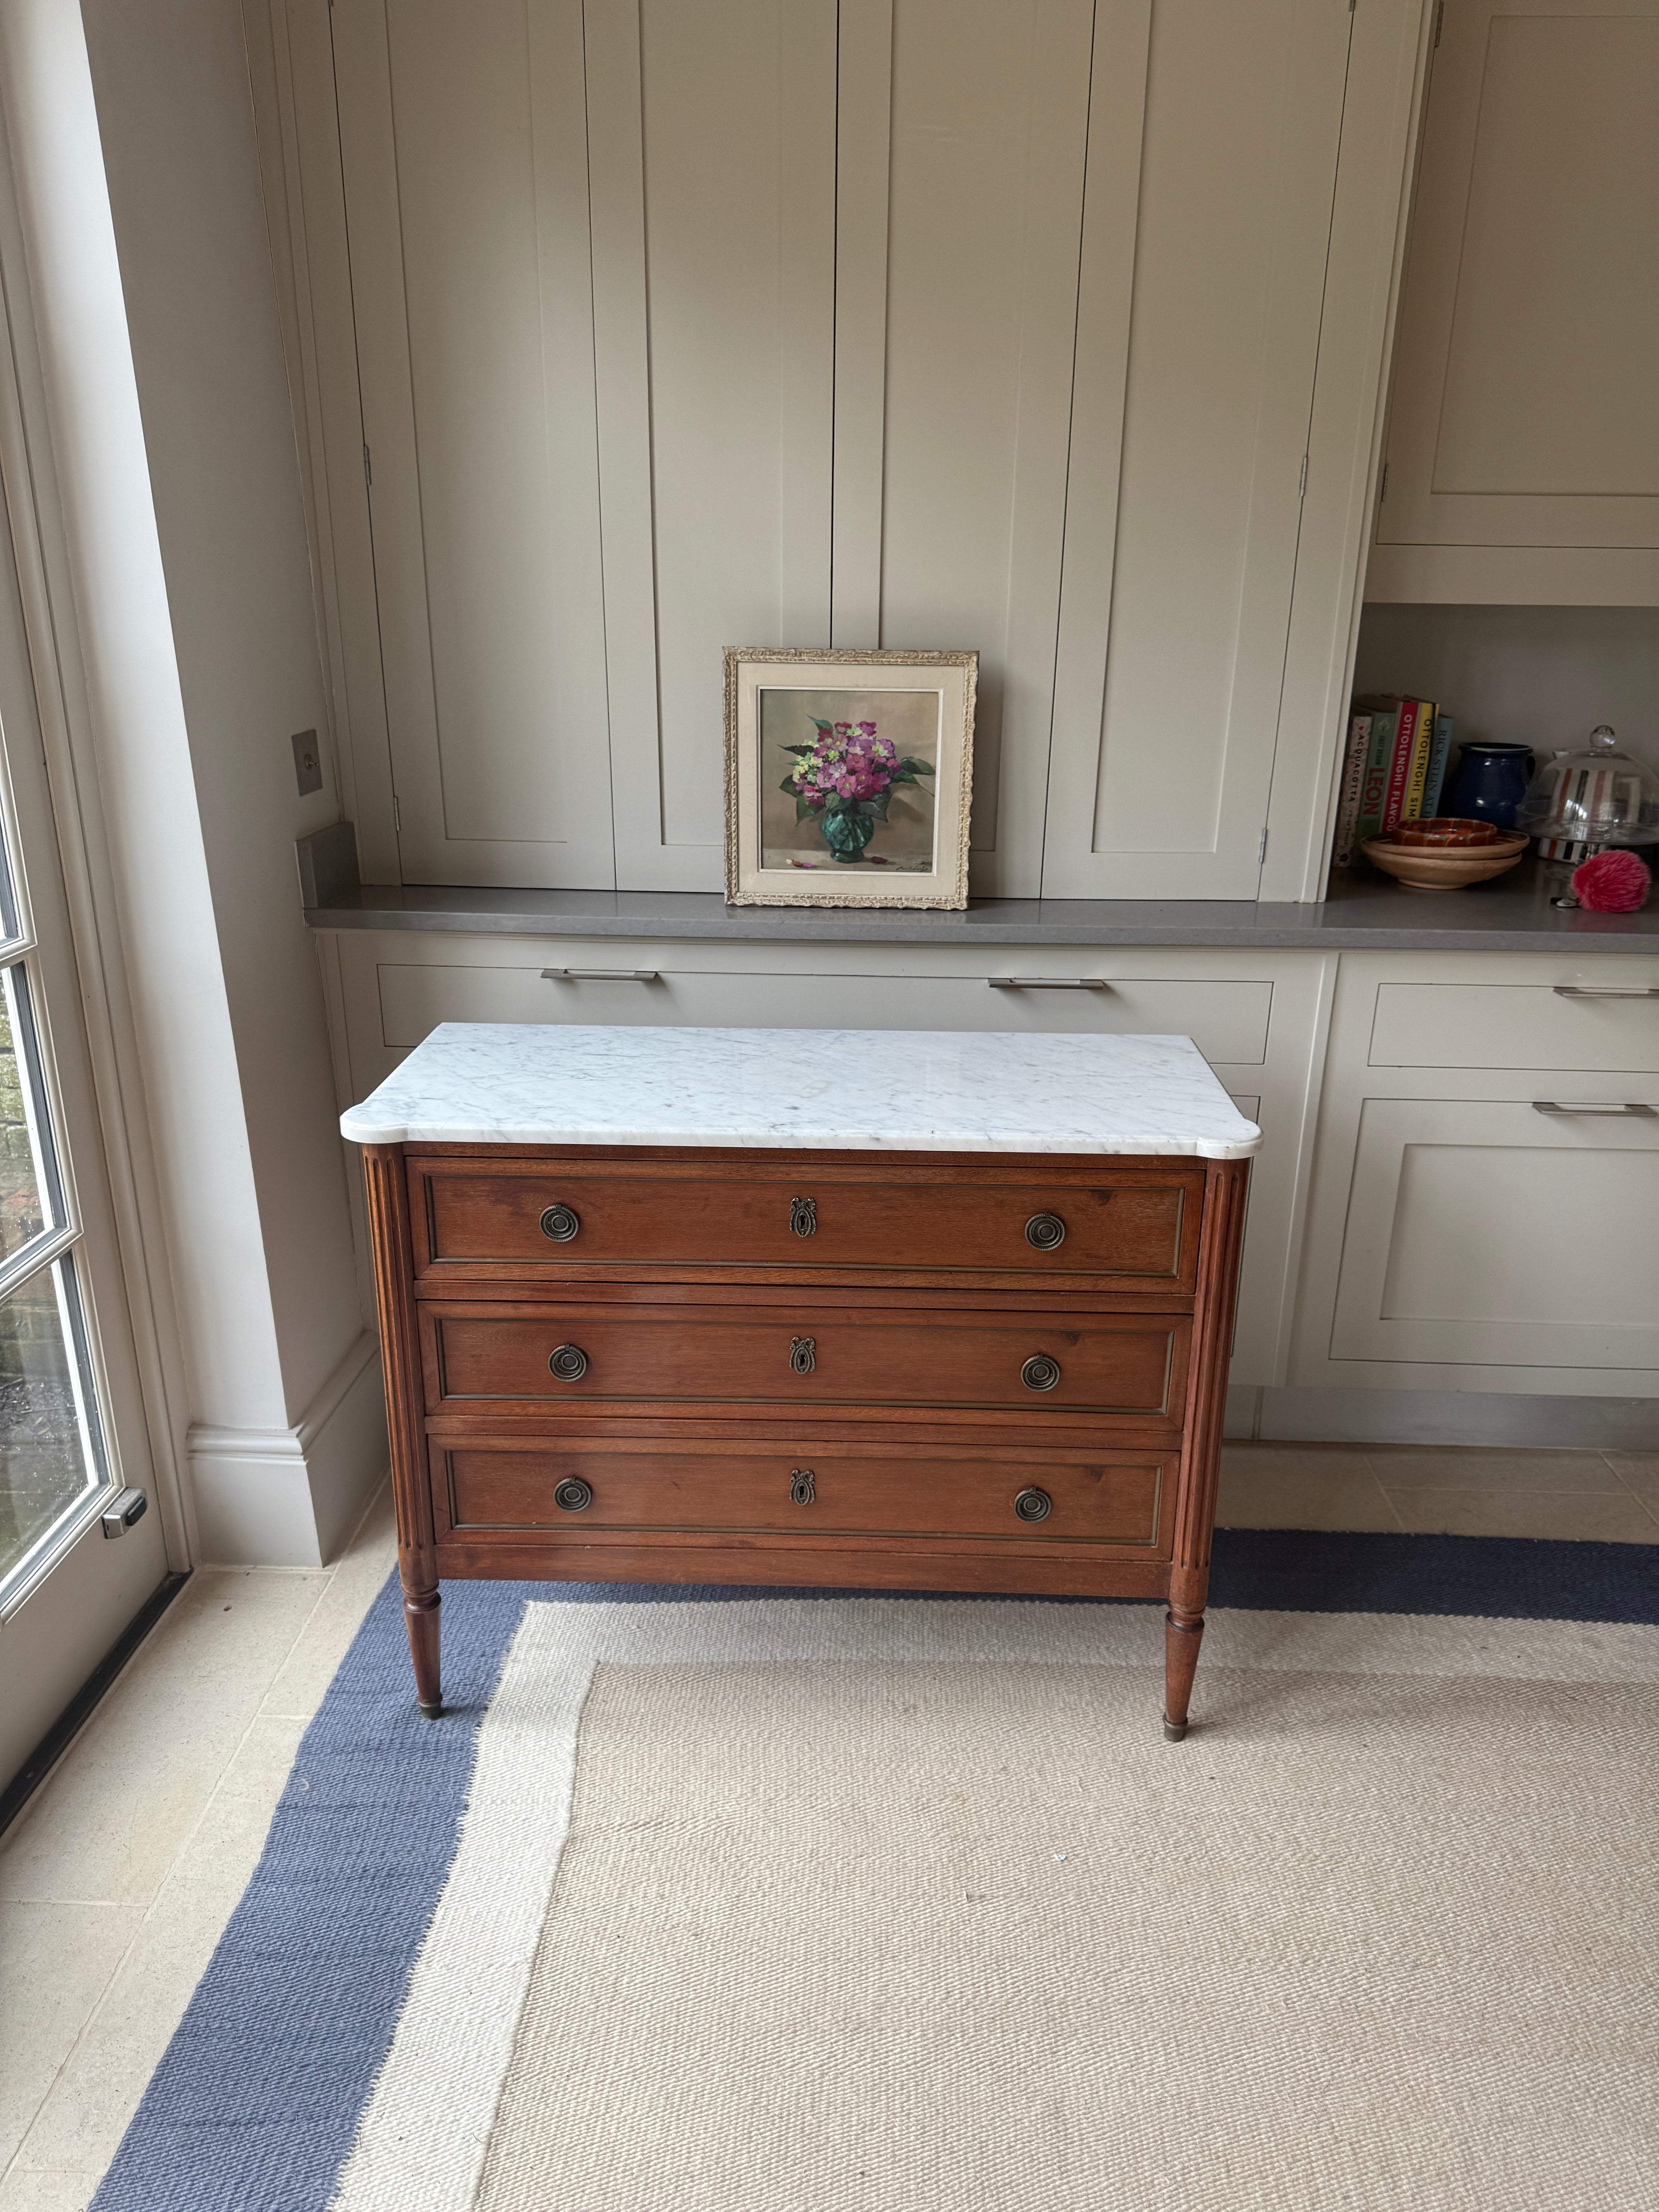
[549,1344,589,1382]
[790,1468,816,1505]
[1013,1486,1052,1522]
[1021,1354,1061,1392]
[554,1477,593,1513]
[540,1202,580,1242]
[1025,1211,1065,1251]
[790,1196,817,1237]
[789,1336,817,1376]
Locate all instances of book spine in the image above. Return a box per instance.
[1355,710,1398,845]
[1420,714,1453,819]
[1331,714,1373,869]
[1379,698,1420,831]
[1401,701,1436,820]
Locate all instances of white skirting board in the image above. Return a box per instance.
[1226,1384,1659,1454]
[187,1331,388,1567]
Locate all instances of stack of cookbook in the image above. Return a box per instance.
[1331,694,1456,871]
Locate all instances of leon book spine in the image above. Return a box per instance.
[1331,714,1373,869]
[1420,714,1454,818]
[1379,697,1421,831]
[1402,701,1437,821]
[1354,707,1399,845]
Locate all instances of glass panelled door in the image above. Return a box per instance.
[0,469,169,1801]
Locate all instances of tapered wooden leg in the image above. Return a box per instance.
[1163,1602,1204,1741]
[400,1551,442,1718]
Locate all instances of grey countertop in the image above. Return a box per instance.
[301,852,1659,954]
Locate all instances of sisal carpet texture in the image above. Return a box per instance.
[86,1540,1659,2212]
[476,1657,1655,2212]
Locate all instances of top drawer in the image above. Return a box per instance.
[407,1156,1204,1293]
[1370,981,1659,1073]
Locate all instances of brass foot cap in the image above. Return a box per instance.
[1162,1717,1188,1742]
[418,1700,444,1720]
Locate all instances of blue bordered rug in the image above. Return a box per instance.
[91,1534,1659,2212]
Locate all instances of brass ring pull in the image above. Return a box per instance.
[1013,1486,1052,1522]
[554,1477,593,1512]
[549,1344,589,1382]
[540,1202,580,1242]
[1021,1354,1061,1392]
[1025,1211,1065,1251]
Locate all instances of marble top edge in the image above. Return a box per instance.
[338,1023,1263,1159]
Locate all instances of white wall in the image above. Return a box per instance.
[1353,603,1659,774]
[0,0,383,1563]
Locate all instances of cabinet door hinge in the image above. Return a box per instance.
[392,793,402,833]
[1298,453,1308,499]
[1258,826,1269,865]
[362,441,372,489]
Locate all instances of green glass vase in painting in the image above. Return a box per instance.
[820,809,877,864]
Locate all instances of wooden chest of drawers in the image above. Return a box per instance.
[349,1027,1257,1738]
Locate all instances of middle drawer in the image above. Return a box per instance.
[422,1300,1188,1422]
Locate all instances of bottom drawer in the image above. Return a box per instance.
[434,1440,1173,1549]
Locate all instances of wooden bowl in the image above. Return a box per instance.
[1360,829,1528,891]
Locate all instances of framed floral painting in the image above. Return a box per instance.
[723,648,976,908]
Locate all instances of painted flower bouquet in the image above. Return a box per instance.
[779,718,935,864]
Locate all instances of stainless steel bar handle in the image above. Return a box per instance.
[1531,1101,1657,1117]
[1551,986,1659,1000]
[542,967,660,982]
[986,976,1109,991]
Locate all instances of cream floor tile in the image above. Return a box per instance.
[1216,1446,1401,1532]
[0,1903,143,2167]
[260,1476,396,1722]
[1384,1486,1659,1543]
[1364,1446,1626,1494]
[0,1568,327,1906]
[0,2168,100,2211]
[9,1781,285,2177]
[1216,1468,1403,1532]
[1603,1452,1659,1505]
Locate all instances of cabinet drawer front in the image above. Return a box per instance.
[378,962,1273,1065]
[1370,981,1659,1073]
[427,1304,1184,1419]
[414,1162,1201,1287]
[437,1442,1170,1549]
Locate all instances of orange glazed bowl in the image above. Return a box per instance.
[1359,826,1528,891]
[1388,816,1503,848]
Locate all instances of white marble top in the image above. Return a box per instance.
[340,1024,1261,1159]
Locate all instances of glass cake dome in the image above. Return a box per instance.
[1515,726,1659,863]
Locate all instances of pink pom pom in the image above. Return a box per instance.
[1570,848,1652,913]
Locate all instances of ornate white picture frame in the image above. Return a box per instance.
[724,648,976,908]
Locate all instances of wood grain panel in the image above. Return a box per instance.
[425,1301,1185,1420]
[440,1439,1168,1547]
[416,1162,1198,1284]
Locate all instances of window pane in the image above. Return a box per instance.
[0,1259,104,1585]
[0,962,63,1266]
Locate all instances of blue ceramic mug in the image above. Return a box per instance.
[1440,741,1535,831]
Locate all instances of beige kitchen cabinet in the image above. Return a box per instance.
[1368,0,1659,605]
[1292,953,1659,1393]
[251,0,1429,899]
[314,930,1334,1386]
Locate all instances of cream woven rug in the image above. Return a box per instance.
[88,1565,1659,2212]
[345,1599,1656,2212]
